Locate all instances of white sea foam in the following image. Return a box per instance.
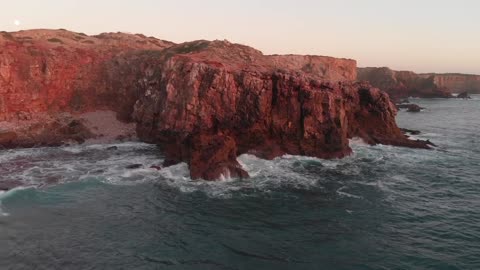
[0,205,8,217]
[349,137,369,147]
[0,138,435,200]
[153,154,323,198]
[336,186,362,199]
[1,141,380,198]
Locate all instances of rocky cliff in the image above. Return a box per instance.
[1,30,430,180]
[357,67,453,101]
[0,29,173,121]
[419,73,480,94]
[131,41,430,180]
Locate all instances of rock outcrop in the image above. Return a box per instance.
[397,104,423,113]
[357,67,453,101]
[1,30,432,180]
[420,73,480,94]
[131,41,431,180]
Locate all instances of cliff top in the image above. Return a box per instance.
[420,73,480,77]
[161,39,357,81]
[1,29,357,82]
[0,29,175,51]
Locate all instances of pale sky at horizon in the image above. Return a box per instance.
[2,0,479,74]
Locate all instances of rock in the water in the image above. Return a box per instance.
[425,140,437,147]
[400,128,421,135]
[457,91,471,99]
[0,180,23,191]
[126,164,143,169]
[397,104,424,112]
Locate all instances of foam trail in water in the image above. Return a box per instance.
[0,139,418,201]
[336,186,362,199]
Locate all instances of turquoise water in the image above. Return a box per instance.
[1,96,479,269]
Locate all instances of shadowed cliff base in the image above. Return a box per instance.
[0,29,431,180]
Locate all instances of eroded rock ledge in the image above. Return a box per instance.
[0,30,431,180]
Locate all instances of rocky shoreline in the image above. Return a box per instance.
[0,29,432,180]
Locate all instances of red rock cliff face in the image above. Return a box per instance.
[1,32,430,180]
[357,67,452,101]
[131,41,429,180]
[419,73,480,94]
[0,29,173,121]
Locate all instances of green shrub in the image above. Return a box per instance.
[47,38,64,44]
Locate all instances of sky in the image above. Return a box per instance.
[2,0,479,74]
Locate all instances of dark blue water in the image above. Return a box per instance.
[1,96,479,269]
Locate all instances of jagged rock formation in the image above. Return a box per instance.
[0,30,431,180]
[420,73,480,94]
[357,67,453,101]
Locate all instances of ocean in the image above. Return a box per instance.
[1,96,479,269]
